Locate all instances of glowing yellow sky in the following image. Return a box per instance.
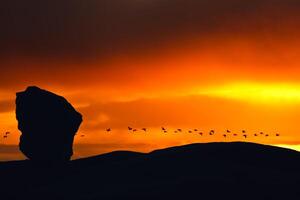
[199,83,300,104]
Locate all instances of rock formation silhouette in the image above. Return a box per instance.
[16,86,82,163]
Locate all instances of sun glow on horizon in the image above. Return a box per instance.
[276,144,300,152]
[197,82,300,104]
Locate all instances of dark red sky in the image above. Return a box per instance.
[0,0,300,160]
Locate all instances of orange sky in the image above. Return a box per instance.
[1,0,300,160]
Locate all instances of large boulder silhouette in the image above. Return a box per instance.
[16,86,82,163]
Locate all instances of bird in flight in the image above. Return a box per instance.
[188,130,193,133]
[5,132,10,135]
[177,129,182,132]
[223,134,227,138]
[243,134,247,138]
[133,129,137,132]
[106,128,111,132]
[194,129,198,132]
[254,134,258,136]
[128,127,133,131]
[226,130,231,133]
[142,128,147,132]
[164,130,167,133]
[260,132,264,135]
[3,135,7,138]
[242,130,246,133]
[265,134,269,137]
[233,134,237,136]
[209,130,215,135]
[162,127,166,131]
[199,132,203,136]
[276,133,280,137]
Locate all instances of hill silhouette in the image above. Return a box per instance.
[0,142,299,200]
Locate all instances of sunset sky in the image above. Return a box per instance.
[1,0,300,160]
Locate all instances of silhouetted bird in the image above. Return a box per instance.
[3,135,7,138]
[162,127,166,131]
[174,131,178,133]
[223,134,227,138]
[276,133,280,137]
[233,134,237,136]
[80,135,85,137]
[5,132,10,135]
[106,128,111,132]
[133,129,137,132]
[188,130,193,133]
[254,134,258,136]
[164,130,167,133]
[265,134,269,137]
[226,130,231,133]
[242,130,246,133]
[194,129,198,132]
[177,129,182,132]
[128,127,133,131]
[210,130,215,133]
[260,132,264,135]
[199,132,203,136]
[243,134,247,138]
[142,128,147,132]
[209,132,213,135]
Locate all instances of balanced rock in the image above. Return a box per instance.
[16,86,82,163]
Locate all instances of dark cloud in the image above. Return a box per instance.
[0,144,19,154]
[1,0,299,60]
[0,99,14,113]
[0,145,24,161]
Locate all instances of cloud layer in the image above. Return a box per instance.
[1,0,299,60]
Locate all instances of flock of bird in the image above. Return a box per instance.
[2,129,280,140]
[95,127,281,139]
[2,131,10,139]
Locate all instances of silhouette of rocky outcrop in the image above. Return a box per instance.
[16,86,82,163]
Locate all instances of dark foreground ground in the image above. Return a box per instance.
[0,142,300,200]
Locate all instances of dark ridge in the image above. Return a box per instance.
[150,142,300,170]
[0,142,299,200]
[71,151,146,168]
